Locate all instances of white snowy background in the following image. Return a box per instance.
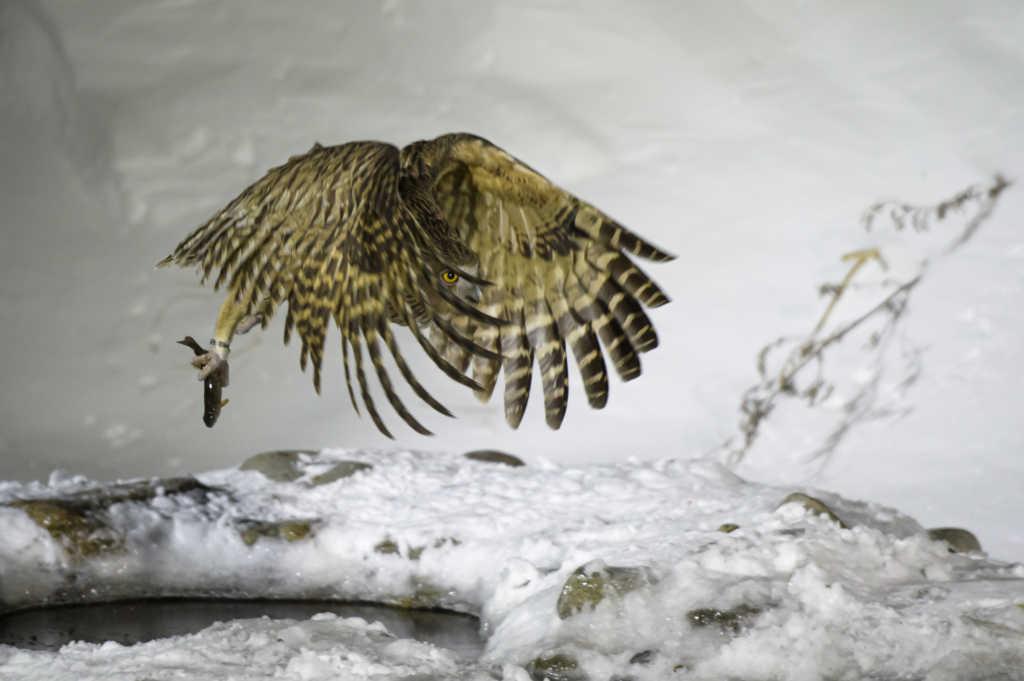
[1,0,1022,565]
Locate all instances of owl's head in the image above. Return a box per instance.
[438,267,483,305]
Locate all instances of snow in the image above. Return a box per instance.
[0,613,491,680]
[1,0,1023,676]
[1,451,1023,679]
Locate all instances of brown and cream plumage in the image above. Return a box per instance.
[158,133,673,437]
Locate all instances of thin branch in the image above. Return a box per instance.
[720,175,1010,470]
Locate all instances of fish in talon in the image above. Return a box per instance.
[178,336,229,428]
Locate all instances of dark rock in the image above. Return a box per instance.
[433,537,461,548]
[240,450,318,482]
[776,528,805,537]
[686,604,762,634]
[311,461,372,486]
[628,650,654,665]
[526,653,588,681]
[7,500,115,557]
[464,450,525,467]
[927,527,982,554]
[374,538,400,555]
[557,560,652,620]
[5,476,220,558]
[58,476,215,512]
[237,520,315,546]
[777,492,848,529]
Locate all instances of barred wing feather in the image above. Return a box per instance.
[158,141,495,437]
[432,134,674,430]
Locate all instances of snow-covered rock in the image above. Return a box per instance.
[2,451,1022,680]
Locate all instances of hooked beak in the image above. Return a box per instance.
[465,285,483,305]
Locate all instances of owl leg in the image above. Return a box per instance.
[192,296,252,387]
[235,314,263,335]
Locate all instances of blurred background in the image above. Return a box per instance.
[1,0,1022,558]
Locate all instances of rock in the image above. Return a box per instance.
[717,523,740,533]
[74,477,217,505]
[240,450,318,482]
[373,538,447,561]
[374,538,400,555]
[686,604,762,634]
[464,450,525,467]
[311,461,372,486]
[434,537,461,548]
[556,560,652,620]
[557,565,604,619]
[5,476,218,558]
[237,520,315,546]
[928,527,982,554]
[628,650,654,665]
[7,499,115,557]
[777,492,848,529]
[526,653,588,681]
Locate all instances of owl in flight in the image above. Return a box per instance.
[158,133,673,437]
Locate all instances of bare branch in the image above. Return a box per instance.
[720,175,1010,470]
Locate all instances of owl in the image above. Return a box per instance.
[158,134,673,436]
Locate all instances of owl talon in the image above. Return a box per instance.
[193,347,230,386]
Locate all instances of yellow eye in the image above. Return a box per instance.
[441,270,459,283]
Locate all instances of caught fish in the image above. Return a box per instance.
[177,336,229,428]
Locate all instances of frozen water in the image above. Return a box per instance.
[0,599,483,659]
[0,613,494,681]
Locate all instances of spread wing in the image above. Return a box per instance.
[159,141,498,438]
[431,134,674,429]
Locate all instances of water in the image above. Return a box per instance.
[0,599,485,660]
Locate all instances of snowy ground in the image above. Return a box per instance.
[1,450,1023,680]
[1,0,1022,560]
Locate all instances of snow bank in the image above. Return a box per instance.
[1,451,1021,679]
